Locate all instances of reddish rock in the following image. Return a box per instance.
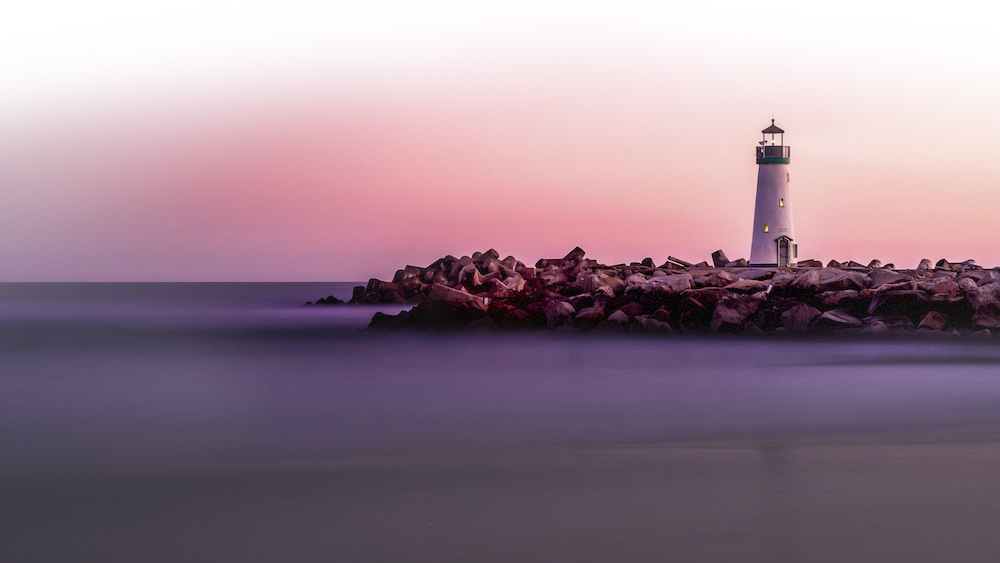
[543,300,576,329]
[918,311,949,331]
[812,309,863,330]
[724,279,769,294]
[780,303,822,333]
[629,315,672,333]
[710,292,766,332]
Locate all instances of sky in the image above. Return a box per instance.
[2,1,999,281]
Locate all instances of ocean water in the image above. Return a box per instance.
[3,282,1000,562]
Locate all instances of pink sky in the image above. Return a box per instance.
[2,2,999,281]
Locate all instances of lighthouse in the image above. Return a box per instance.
[749,119,797,267]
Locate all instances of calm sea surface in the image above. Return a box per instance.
[3,282,1000,562]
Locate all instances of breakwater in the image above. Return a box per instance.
[311,249,1000,336]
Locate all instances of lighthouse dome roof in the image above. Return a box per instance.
[762,119,784,134]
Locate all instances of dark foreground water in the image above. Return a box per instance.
[4,283,1000,562]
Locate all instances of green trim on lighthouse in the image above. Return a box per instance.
[756,156,790,164]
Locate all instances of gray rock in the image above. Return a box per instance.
[667,255,692,267]
[711,249,730,268]
[867,259,883,268]
[917,258,933,271]
[724,259,750,268]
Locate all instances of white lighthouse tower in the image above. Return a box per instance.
[749,119,797,267]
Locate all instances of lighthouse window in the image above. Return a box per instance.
[779,198,784,207]
[764,223,769,233]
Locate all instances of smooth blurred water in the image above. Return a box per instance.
[3,283,1000,562]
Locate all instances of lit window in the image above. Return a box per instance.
[779,198,784,207]
[764,223,769,233]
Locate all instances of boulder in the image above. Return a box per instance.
[780,303,822,332]
[424,284,487,312]
[459,263,484,288]
[629,315,672,333]
[827,259,843,268]
[867,289,931,318]
[736,268,775,281]
[709,292,766,332]
[812,309,863,330]
[502,274,526,292]
[575,304,605,321]
[616,301,645,319]
[368,310,411,329]
[869,269,913,288]
[797,259,823,267]
[651,306,672,323]
[350,285,366,303]
[711,249,730,268]
[791,268,867,293]
[724,278,769,294]
[667,255,693,267]
[487,278,515,299]
[563,247,586,262]
[966,282,1000,312]
[867,259,883,269]
[641,257,655,268]
[696,270,738,288]
[918,311,949,331]
[769,272,797,290]
[725,259,750,268]
[312,295,345,305]
[640,273,693,295]
[625,273,648,288]
[597,309,631,331]
[816,289,860,308]
[917,258,933,271]
[972,309,1000,329]
[543,300,576,329]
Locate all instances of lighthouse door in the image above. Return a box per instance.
[776,238,791,267]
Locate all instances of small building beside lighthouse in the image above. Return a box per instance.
[749,119,797,267]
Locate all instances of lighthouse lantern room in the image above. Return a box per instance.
[749,119,796,267]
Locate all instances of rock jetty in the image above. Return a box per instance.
[311,248,1000,337]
